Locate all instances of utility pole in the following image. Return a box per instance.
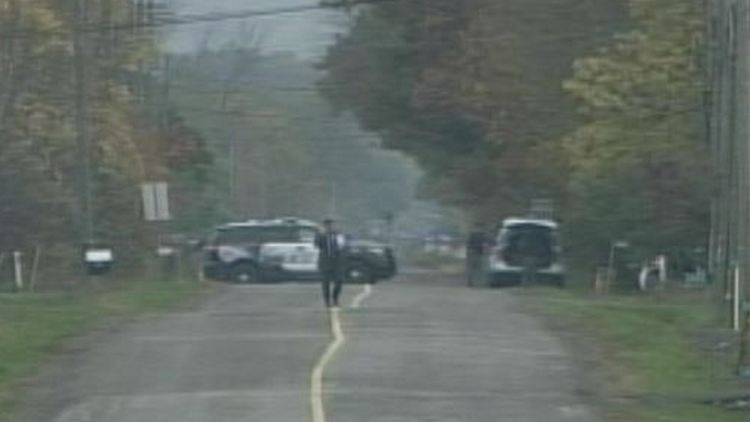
[229,129,237,211]
[161,54,172,128]
[735,0,750,373]
[259,140,269,218]
[220,87,242,217]
[74,0,94,245]
[707,3,750,373]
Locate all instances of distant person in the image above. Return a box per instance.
[466,223,489,287]
[315,219,347,307]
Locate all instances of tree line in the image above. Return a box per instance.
[0,1,213,280]
[168,47,418,231]
[320,0,708,273]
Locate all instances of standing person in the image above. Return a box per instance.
[466,223,489,287]
[315,219,346,307]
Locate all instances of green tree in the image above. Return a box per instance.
[561,0,709,266]
[320,0,627,218]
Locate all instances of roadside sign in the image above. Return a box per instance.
[142,182,171,221]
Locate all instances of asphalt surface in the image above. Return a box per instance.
[19,273,599,422]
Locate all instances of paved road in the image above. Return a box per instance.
[328,274,599,422]
[20,273,599,422]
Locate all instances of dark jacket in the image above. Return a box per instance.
[467,231,488,257]
[315,231,346,271]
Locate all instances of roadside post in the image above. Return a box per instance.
[142,182,174,281]
[737,301,750,378]
[654,254,668,301]
[594,267,610,295]
[606,241,630,290]
[13,251,23,292]
[157,244,178,281]
[732,265,742,332]
[29,246,41,292]
[0,253,6,289]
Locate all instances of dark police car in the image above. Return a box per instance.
[202,218,397,284]
[345,238,397,284]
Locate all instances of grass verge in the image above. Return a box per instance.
[527,289,748,422]
[0,280,208,420]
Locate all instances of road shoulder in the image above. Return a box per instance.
[519,288,748,422]
[4,280,210,422]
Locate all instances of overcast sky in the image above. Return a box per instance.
[166,0,345,59]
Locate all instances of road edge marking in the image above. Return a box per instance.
[310,307,344,422]
[350,283,373,309]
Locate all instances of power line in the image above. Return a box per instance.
[0,0,406,40]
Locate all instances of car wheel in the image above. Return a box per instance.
[231,263,259,284]
[347,262,375,284]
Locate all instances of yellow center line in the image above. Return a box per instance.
[310,284,372,422]
[351,283,373,309]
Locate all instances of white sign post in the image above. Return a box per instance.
[142,182,171,222]
[142,182,178,281]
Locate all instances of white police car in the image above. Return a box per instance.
[202,218,320,283]
[202,217,397,284]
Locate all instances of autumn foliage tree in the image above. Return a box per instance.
[322,0,709,271]
[0,1,214,280]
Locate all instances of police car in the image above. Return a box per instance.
[486,218,566,287]
[202,218,397,283]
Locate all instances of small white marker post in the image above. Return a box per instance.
[734,266,741,332]
[13,251,23,292]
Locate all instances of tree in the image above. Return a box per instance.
[320,0,627,218]
[0,1,216,280]
[562,0,709,266]
[169,50,417,228]
[321,0,709,272]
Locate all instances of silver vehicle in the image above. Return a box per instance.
[486,218,565,287]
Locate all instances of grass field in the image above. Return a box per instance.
[529,289,748,422]
[0,280,207,420]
